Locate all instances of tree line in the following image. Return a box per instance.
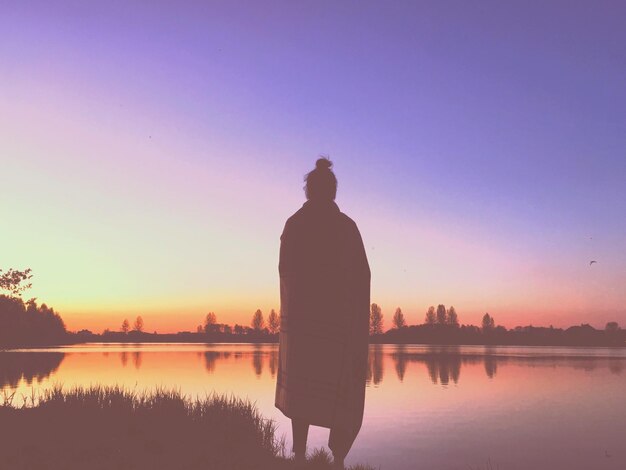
[99,303,622,347]
[84,308,283,343]
[0,269,66,348]
[372,303,624,347]
[194,308,281,336]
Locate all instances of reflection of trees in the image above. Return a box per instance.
[393,345,407,381]
[0,352,65,388]
[252,344,263,377]
[482,347,497,378]
[423,347,461,386]
[203,352,220,373]
[202,351,233,373]
[391,346,463,385]
[391,346,626,384]
[252,355,263,377]
[132,351,142,370]
[120,351,128,367]
[484,355,497,378]
[0,295,66,348]
[269,350,278,378]
[367,344,384,385]
[203,348,274,378]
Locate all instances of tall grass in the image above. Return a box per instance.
[0,385,374,470]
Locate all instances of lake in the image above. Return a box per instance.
[1,343,625,470]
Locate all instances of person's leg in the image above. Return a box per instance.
[292,419,310,461]
[328,427,356,469]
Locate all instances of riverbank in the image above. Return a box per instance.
[0,386,373,470]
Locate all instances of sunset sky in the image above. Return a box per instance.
[2,1,625,332]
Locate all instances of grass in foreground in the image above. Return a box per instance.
[0,385,375,470]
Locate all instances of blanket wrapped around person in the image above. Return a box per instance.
[275,198,370,451]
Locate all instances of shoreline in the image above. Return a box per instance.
[3,339,625,351]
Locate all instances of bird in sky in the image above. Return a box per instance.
[589,260,597,266]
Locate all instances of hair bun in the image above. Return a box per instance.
[315,157,333,171]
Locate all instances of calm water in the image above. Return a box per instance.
[2,343,625,470]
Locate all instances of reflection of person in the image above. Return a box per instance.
[275,158,371,468]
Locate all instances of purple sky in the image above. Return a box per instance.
[1,1,625,331]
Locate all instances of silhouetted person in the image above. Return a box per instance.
[275,158,370,469]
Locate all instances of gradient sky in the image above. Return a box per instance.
[2,1,625,332]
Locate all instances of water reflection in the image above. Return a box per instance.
[367,344,384,385]
[391,346,462,385]
[394,344,407,381]
[609,358,623,375]
[120,350,128,367]
[203,351,219,372]
[2,345,623,392]
[252,345,263,377]
[386,345,624,385]
[269,349,277,377]
[484,355,497,378]
[251,346,278,378]
[0,352,65,388]
[141,345,626,383]
[132,351,142,369]
[203,351,233,373]
[197,348,280,378]
[252,354,263,376]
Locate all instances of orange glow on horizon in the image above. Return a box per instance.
[58,302,615,334]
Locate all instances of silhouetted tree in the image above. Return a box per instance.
[268,309,280,334]
[121,319,130,334]
[0,295,66,347]
[251,309,264,330]
[0,269,66,347]
[482,313,495,332]
[392,307,406,329]
[204,312,217,333]
[447,306,459,327]
[436,304,447,325]
[0,268,33,297]
[425,306,436,325]
[196,325,203,333]
[370,303,384,335]
[133,316,144,332]
[605,321,621,345]
[234,324,244,335]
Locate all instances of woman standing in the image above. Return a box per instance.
[275,158,370,469]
